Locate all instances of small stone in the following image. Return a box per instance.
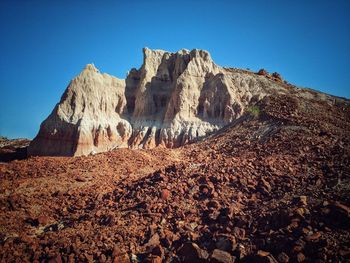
[293,246,303,253]
[177,242,209,262]
[305,232,321,241]
[49,255,62,263]
[233,227,245,240]
[95,210,102,217]
[84,253,93,263]
[207,200,220,209]
[211,249,234,263]
[215,235,236,252]
[258,69,268,76]
[322,201,329,206]
[295,208,305,217]
[161,189,171,200]
[257,250,270,257]
[37,215,50,225]
[145,233,160,249]
[277,252,289,263]
[162,230,175,246]
[113,252,130,263]
[301,227,310,235]
[219,207,233,219]
[272,72,283,81]
[68,254,75,263]
[329,201,350,227]
[145,255,161,263]
[258,178,272,194]
[237,244,247,260]
[75,176,86,182]
[24,217,39,227]
[298,196,307,206]
[151,245,164,259]
[296,253,305,262]
[99,254,107,262]
[112,246,130,263]
[255,251,278,263]
[199,184,212,195]
[99,214,115,226]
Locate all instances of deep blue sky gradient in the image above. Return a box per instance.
[0,0,349,138]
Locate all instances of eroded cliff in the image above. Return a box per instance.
[29,48,298,156]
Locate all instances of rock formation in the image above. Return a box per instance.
[28,48,308,156]
[28,64,131,156]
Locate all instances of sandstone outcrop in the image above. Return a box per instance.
[28,64,131,156]
[28,48,302,156]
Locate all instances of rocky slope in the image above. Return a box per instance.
[1,90,349,262]
[29,48,300,156]
[0,137,30,162]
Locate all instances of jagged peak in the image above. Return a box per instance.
[139,48,214,79]
[83,63,99,73]
[189,49,212,61]
[142,47,212,60]
[143,47,167,59]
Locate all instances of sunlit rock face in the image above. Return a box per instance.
[29,48,287,156]
[28,64,131,156]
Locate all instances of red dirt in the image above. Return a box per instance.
[0,94,349,262]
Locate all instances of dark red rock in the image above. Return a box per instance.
[177,242,209,262]
[210,249,235,263]
[277,252,289,263]
[328,201,350,227]
[112,246,130,263]
[258,178,272,194]
[151,245,164,259]
[145,255,162,263]
[296,253,305,262]
[145,233,160,250]
[161,189,171,200]
[305,232,321,241]
[258,69,268,76]
[215,235,236,252]
[207,200,221,209]
[37,215,51,225]
[113,253,130,263]
[272,72,283,81]
[75,176,86,182]
[199,184,212,195]
[48,255,63,263]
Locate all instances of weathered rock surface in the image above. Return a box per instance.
[28,64,131,156]
[1,87,349,262]
[0,137,30,162]
[29,48,301,156]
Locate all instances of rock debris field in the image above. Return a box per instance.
[1,92,349,263]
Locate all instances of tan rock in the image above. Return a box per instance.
[28,64,131,156]
[29,48,289,156]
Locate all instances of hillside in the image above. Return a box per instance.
[28,48,348,157]
[0,89,349,262]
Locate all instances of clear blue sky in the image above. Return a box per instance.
[0,0,349,139]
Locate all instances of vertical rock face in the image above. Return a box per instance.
[29,48,288,156]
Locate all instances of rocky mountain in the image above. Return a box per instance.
[27,47,327,156]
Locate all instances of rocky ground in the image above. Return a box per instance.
[0,93,349,262]
[0,137,30,162]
